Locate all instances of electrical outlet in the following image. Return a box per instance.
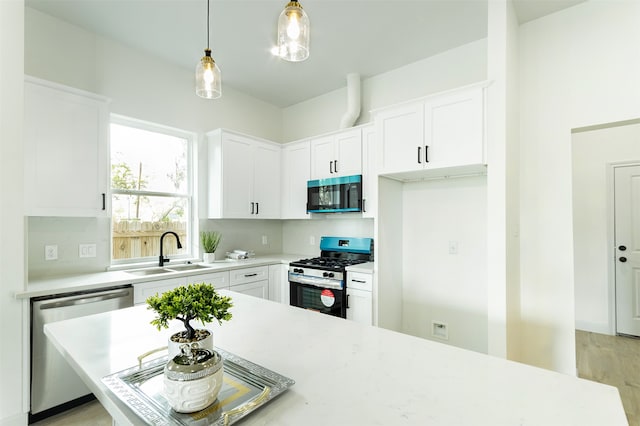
[261,235,268,245]
[45,245,58,261]
[309,235,315,245]
[79,243,97,258]
[448,241,458,255]
[431,321,449,340]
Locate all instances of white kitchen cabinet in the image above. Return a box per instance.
[24,76,110,217]
[361,124,377,219]
[207,129,281,219]
[184,271,230,289]
[281,139,310,219]
[268,263,289,304]
[133,277,185,305]
[231,280,269,299]
[133,271,230,305]
[374,83,487,180]
[310,128,362,180]
[346,271,373,326]
[229,265,269,300]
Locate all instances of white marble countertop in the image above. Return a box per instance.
[44,291,627,425]
[18,254,304,299]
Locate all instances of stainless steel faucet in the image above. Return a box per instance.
[159,231,182,267]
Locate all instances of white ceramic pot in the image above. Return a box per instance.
[163,348,223,413]
[203,252,216,263]
[167,329,213,360]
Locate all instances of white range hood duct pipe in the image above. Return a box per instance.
[339,73,361,128]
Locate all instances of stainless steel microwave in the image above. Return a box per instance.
[307,175,362,213]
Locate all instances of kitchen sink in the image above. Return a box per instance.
[165,264,213,271]
[125,267,172,276]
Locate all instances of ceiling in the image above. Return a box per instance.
[25,0,585,107]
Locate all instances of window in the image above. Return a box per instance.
[110,116,195,265]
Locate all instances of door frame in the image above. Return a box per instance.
[609,161,640,335]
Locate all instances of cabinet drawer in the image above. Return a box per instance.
[347,272,373,291]
[229,266,269,286]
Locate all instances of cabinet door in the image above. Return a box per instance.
[253,141,281,218]
[424,87,484,169]
[281,140,311,219]
[24,79,109,217]
[186,271,230,289]
[221,134,254,218]
[133,277,185,305]
[347,288,372,325]
[375,102,424,175]
[230,280,269,299]
[310,134,336,179]
[334,128,362,177]
[361,125,377,219]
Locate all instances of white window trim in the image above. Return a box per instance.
[109,114,198,268]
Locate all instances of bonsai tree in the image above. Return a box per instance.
[200,231,222,254]
[146,283,233,341]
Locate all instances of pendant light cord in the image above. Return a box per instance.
[207,0,210,49]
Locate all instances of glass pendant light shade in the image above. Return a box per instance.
[277,0,310,62]
[196,48,221,99]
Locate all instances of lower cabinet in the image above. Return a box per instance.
[346,271,373,325]
[268,264,289,304]
[229,266,269,300]
[231,280,269,299]
[133,271,230,305]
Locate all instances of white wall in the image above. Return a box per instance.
[519,0,640,373]
[24,8,287,276]
[572,121,640,334]
[0,2,26,425]
[401,176,488,353]
[282,39,488,142]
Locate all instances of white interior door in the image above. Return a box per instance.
[614,164,640,336]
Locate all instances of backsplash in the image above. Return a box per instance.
[27,215,373,280]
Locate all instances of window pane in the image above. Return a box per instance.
[112,195,189,261]
[111,123,188,194]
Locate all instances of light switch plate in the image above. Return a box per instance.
[79,243,97,258]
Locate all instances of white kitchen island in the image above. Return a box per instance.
[44,291,626,425]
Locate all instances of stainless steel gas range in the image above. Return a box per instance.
[289,236,373,318]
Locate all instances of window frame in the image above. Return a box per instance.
[109,114,198,267]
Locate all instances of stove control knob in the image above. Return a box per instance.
[323,272,329,277]
[324,272,334,278]
[293,268,304,273]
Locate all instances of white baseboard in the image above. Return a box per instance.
[575,320,614,335]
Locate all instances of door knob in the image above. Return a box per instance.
[620,257,627,263]
[619,245,627,251]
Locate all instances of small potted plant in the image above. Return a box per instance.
[147,283,232,413]
[146,282,233,357]
[200,230,222,263]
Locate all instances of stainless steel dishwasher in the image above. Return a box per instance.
[30,285,133,422]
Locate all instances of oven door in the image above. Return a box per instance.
[289,276,346,318]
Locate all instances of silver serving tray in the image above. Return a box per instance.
[102,348,295,425]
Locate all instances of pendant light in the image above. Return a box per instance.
[276,0,310,62]
[195,0,221,99]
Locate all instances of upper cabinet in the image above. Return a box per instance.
[24,77,110,217]
[281,139,311,220]
[310,128,362,180]
[374,83,487,180]
[207,129,281,219]
[361,124,377,219]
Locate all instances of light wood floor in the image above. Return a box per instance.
[32,331,639,426]
[576,329,640,425]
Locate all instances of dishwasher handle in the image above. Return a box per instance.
[38,289,131,310]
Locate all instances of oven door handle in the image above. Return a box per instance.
[289,273,343,290]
